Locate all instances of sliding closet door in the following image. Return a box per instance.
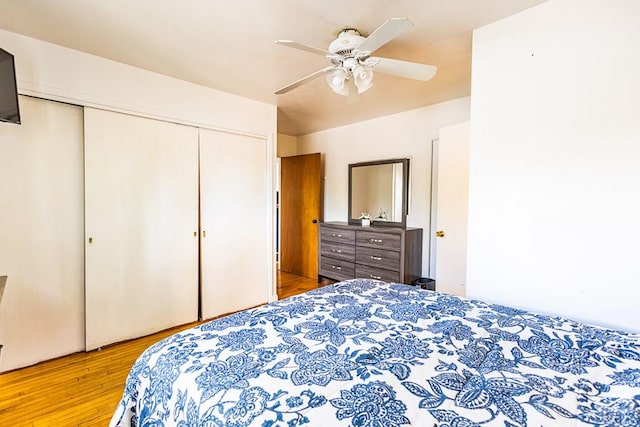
[0,96,84,372]
[200,129,271,319]
[84,108,199,350]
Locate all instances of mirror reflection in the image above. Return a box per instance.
[349,158,409,227]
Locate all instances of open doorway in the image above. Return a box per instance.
[279,153,322,279]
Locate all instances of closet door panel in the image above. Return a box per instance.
[200,129,270,319]
[0,96,84,372]
[84,108,198,350]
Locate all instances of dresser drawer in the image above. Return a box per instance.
[319,257,355,282]
[321,226,356,245]
[356,264,400,283]
[356,230,401,251]
[321,241,355,262]
[356,246,400,271]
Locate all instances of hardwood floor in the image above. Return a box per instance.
[0,271,319,426]
[276,269,323,299]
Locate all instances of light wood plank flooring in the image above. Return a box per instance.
[0,271,319,426]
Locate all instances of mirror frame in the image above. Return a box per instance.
[348,158,410,228]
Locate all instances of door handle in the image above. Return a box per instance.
[435,231,445,238]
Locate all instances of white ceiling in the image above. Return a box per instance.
[0,0,548,136]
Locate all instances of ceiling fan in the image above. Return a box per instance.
[274,18,437,96]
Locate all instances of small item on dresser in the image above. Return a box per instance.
[359,212,371,227]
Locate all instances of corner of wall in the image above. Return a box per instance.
[276,133,298,158]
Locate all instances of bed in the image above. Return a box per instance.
[110,279,640,426]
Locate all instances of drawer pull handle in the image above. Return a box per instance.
[370,275,382,280]
[331,265,342,270]
[332,249,342,253]
[369,238,383,243]
[332,233,343,238]
[369,256,382,260]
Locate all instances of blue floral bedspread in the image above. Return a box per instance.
[110,279,640,426]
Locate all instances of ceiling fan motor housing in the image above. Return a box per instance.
[329,29,366,56]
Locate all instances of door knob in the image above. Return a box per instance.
[435,231,445,238]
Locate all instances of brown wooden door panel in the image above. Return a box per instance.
[280,153,322,278]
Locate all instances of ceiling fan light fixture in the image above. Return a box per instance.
[352,64,374,94]
[326,68,349,96]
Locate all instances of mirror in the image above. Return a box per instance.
[348,158,409,227]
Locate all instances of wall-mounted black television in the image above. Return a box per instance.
[0,47,21,125]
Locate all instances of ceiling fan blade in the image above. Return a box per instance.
[372,57,437,81]
[356,18,413,54]
[275,66,335,94]
[275,40,328,56]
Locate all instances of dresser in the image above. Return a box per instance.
[318,222,422,284]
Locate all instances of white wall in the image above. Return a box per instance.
[298,97,470,274]
[468,0,640,332]
[277,133,298,157]
[0,29,276,136]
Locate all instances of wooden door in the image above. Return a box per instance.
[280,153,322,279]
[199,129,271,320]
[433,121,470,297]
